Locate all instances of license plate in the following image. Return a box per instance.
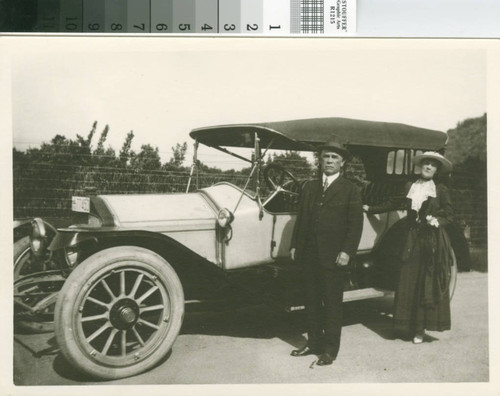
[72,196,90,213]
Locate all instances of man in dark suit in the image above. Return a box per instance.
[290,140,363,366]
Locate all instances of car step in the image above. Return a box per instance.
[286,288,387,312]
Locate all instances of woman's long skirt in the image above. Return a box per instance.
[393,229,451,333]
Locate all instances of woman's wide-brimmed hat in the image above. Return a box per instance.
[318,140,352,160]
[413,151,452,173]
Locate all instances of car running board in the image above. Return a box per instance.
[286,288,387,312]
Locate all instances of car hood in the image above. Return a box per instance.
[97,192,217,231]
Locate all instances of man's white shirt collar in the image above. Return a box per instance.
[323,172,340,185]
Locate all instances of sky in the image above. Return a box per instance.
[9,38,486,169]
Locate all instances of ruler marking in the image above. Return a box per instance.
[195,0,218,34]
[60,0,83,32]
[219,0,241,33]
[290,0,300,34]
[105,0,127,33]
[173,0,195,33]
[127,0,150,33]
[83,0,105,32]
[263,0,289,35]
[241,0,263,34]
[301,0,324,33]
[151,0,172,33]
[22,0,355,34]
[38,0,60,32]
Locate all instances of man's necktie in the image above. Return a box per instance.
[323,178,329,191]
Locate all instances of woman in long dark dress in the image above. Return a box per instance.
[365,151,454,343]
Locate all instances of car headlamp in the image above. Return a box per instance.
[30,218,47,256]
[217,208,234,228]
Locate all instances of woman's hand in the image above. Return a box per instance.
[362,205,370,212]
[290,248,296,261]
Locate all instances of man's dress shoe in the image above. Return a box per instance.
[290,346,319,357]
[316,352,335,366]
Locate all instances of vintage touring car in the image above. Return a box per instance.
[14,117,467,379]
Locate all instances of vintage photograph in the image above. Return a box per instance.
[2,37,495,392]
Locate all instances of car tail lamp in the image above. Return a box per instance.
[217,208,234,228]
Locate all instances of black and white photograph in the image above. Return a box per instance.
[1,37,498,394]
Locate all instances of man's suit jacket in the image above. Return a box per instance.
[291,176,363,268]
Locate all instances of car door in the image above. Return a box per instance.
[270,213,297,259]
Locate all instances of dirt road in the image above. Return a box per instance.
[13,271,488,385]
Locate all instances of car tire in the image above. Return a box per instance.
[14,236,57,333]
[54,246,184,380]
[449,247,458,300]
[14,236,32,278]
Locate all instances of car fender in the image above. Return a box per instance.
[48,228,217,267]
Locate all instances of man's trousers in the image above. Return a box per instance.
[302,246,345,357]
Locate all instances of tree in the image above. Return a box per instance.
[86,121,97,148]
[12,147,25,163]
[119,131,135,167]
[445,114,487,247]
[446,113,486,165]
[92,124,118,167]
[26,133,93,166]
[94,124,109,156]
[265,151,313,180]
[130,144,162,171]
[168,142,188,168]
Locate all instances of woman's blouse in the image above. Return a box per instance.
[406,179,436,212]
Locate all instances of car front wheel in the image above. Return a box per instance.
[54,246,184,380]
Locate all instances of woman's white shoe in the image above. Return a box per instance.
[413,331,425,344]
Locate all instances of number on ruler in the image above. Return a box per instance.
[134,23,145,31]
[65,16,78,31]
[156,23,168,31]
[269,25,281,30]
[42,16,56,29]
[179,24,191,31]
[224,24,236,31]
[88,23,100,31]
[247,24,258,31]
[111,23,122,31]
[201,24,213,31]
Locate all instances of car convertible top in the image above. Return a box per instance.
[190,117,447,151]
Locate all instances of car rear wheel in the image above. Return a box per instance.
[55,246,184,380]
[449,248,458,300]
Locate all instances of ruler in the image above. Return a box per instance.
[4,0,355,35]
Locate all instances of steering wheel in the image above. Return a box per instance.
[263,164,301,193]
